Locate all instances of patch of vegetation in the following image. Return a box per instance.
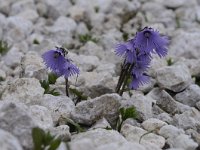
[79,34,98,44]
[116,106,138,131]
[122,32,129,41]
[0,40,9,55]
[166,58,174,66]
[40,73,60,96]
[69,87,88,104]
[33,39,40,45]
[94,6,99,13]
[32,127,61,150]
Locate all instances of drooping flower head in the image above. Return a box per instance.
[115,27,169,90]
[135,27,169,57]
[42,47,79,78]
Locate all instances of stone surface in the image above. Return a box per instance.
[174,84,200,107]
[173,108,200,130]
[0,102,36,149]
[1,78,44,105]
[90,117,111,130]
[48,125,71,142]
[0,128,23,150]
[29,105,53,129]
[121,124,165,148]
[71,94,121,125]
[41,94,75,124]
[142,118,167,132]
[156,64,192,92]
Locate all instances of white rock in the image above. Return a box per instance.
[0,0,14,15]
[1,78,44,105]
[161,0,187,8]
[7,16,33,36]
[169,30,200,59]
[70,128,127,149]
[90,117,111,130]
[43,0,72,19]
[68,6,86,21]
[0,69,6,80]
[0,102,37,149]
[142,118,167,132]
[76,22,89,35]
[17,9,39,22]
[21,51,47,80]
[96,62,116,75]
[10,0,35,15]
[30,105,53,129]
[71,72,115,98]
[41,94,75,124]
[158,125,185,139]
[71,94,121,125]
[0,129,23,150]
[156,64,192,92]
[167,134,198,150]
[123,93,153,120]
[48,125,71,141]
[173,108,200,130]
[121,124,165,148]
[174,84,200,107]
[156,113,173,124]
[3,47,24,68]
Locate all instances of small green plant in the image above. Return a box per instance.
[166,58,174,66]
[122,32,129,41]
[116,106,138,131]
[79,34,98,44]
[40,73,60,96]
[32,127,61,150]
[33,39,40,45]
[94,6,99,13]
[0,40,9,55]
[69,88,88,104]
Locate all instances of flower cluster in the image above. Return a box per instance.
[115,27,169,90]
[42,47,79,78]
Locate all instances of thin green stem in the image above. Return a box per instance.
[65,78,69,97]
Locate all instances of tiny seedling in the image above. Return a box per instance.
[79,34,98,44]
[0,40,9,55]
[32,127,61,150]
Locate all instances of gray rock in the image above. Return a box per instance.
[169,30,200,59]
[21,51,47,80]
[196,101,200,110]
[174,84,200,107]
[43,0,72,19]
[141,118,167,132]
[0,129,23,150]
[70,128,128,150]
[1,78,44,105]
[90,117,111,130]
[70,72,115,98]
[173,108,200,130]
[76,22,89,35]
[68,6,86,22]
[123,93,153,120]
[121,124,165,148]
[186,129,200,144]
[156,64,192,92]
[158,125,185,139]
[48,125,71,142]
[167,134,198,150]
[161,0,187,8]
[0,102,37,149]
[156,113,173,124]
[10,0,35,15]
[41,94,75,124]
[29,105,53,129]
[17,9,39,22]
[148,88,178,115]
[71,94,121,125]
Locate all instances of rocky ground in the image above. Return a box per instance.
[0,0,200,150]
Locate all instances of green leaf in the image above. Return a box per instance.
[120,106,138,121]
[79,34,98,43]
[48,89,60,96]
[43,132,54,146]
[65,117,85,133]
[48,139,61,150]
[167,58,174,66]
[32,127,45,150]
[33,39,40,45]
[69,88,88,100]
[0,40,9,55]
[48,73,58,84]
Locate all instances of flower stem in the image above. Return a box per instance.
[116,61,126,93]
[119,63,134,96]
[65,78,69,97]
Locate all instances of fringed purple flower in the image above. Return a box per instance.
[129,74,150,90]
[135,27,169,57]
[115,27,169,93]
[42,47,79,78]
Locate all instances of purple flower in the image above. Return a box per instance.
[42,48,79,78]
[129,74,150,90]
[135,27,169,57]
[131,59,150,78]
[115,39,136,63]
